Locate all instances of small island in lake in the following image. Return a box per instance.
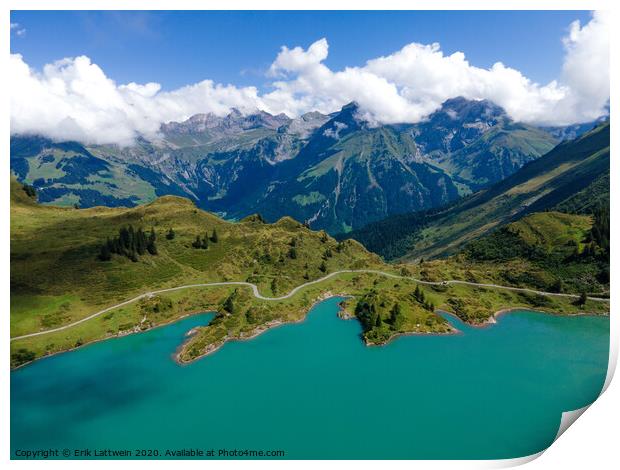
[10,122,610,370]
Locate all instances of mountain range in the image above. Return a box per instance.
[11,97,577,234]
[344,121,610,261]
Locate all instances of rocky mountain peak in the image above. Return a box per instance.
[435,97,506,125]
[321,102,367,139]
[283,111,330,138]
[161,108,292,136]
[409,97,511,155]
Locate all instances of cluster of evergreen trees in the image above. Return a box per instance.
[288,237,297,259]
[354,297,406,333]
[411,285,435,311]
[567,205,610,261]
[98,225,157,262]
[339,207,444,260]
[222,289,237,314]
[389,303,405,329]
[192,228,218,249]
[586,205,609,257]
[354,299,382,332]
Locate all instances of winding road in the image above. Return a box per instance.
[10,269,610,341]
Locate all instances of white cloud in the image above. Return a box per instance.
[10,55,264,145]
[10,11,609,145]
[10,22,26,37]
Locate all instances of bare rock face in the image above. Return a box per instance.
[160,109,292,137]
[12,98,568,233]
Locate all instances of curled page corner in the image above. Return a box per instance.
[554,405,591,441]
[540,346,618,459]
[549,348,616,448]
[495,348,617,468]
[492,450,545,468]
[491,406,594,469]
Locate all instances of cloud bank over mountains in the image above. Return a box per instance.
[10,11,609,145]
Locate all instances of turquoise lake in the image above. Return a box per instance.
[11,297,609,459]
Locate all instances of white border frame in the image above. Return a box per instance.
[2,1,616,468]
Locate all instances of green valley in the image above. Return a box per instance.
[346,121,610,261]
[10,177,608,368]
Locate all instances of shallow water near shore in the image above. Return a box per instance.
[11,297,609,459]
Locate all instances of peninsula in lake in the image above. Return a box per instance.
[10,9,610,461]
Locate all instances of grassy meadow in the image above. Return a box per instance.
[10,179,609,368]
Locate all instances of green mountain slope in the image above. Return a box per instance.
[10,136,191,207]
[411,98,557,190]
[460,211,609,294]
[242,123,461,233]
[11,98,560,233]
[441,122,557,189]
[11,179,608,368]
[345,121,610,260]
[552,170,610,215]
[10,177,381,338]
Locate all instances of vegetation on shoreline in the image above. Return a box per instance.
[353,284,448,344]
[10,179,609,368]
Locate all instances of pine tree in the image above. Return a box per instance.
[210,228,219,243]
[578,292,587,306]
[389,303,401,325]
[136,228,146,255]
[112,237,121,255]
[119,226,130,253]
[375,313,382,328]
[223,294,234,314]
[147,228,157,255]
[192,235,202,249]
[413,285,421,302]
[319,261,327,273]
[288,246,297,259]
[166,228,175,240]
[201,232,209,249]
[98,242,112,261]
[128,225,136,253]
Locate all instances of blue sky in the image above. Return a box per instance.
[10,10,592,90]
[10,10,608,144]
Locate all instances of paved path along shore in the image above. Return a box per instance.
[11,269,610,341]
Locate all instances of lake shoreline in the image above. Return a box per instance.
[364,306,610,347]
[12,288,609,460]
[11,308,215,371]
[437,307,609,331]
[174,291,351,365]
[12,297,610,371]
